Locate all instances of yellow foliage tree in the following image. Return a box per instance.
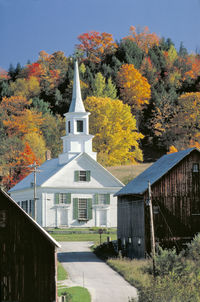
[167,145,178,154]
[85,96,144,166]
[10,76,40,98]
[23,132,46,163]
[117,64,151,114]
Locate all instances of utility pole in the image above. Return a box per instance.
[148,181,156,277]
[29,162,40,221]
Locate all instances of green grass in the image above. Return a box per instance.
[57,261,68,281]
[107,258,152,290]
[46,227,116,233]
[58,286,91,302]
[107,163,152,184]
[51,232,117,243]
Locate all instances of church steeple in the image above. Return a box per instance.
[69,61,85,113]
[58,61,97,164]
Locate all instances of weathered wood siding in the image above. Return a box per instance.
[118,195,145,258]
[143,150,200,244]
[0,191,57,302]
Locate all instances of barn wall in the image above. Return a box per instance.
[0,192,56,302]
[144,150,200,241]
[117,196,145,258]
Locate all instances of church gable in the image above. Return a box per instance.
[42,153,123,189]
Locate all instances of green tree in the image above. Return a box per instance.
[92,72,106,97]
[41,113,65,158]
[104,77,117,99]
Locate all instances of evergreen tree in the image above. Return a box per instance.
[92,72,106,97]
[104,77,117,99]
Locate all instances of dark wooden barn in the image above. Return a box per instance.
[116,148,200,259]
[0,189,60,302]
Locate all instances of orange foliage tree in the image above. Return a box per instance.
[170,92,200,149]
[184,55,200,80]
[77,31,118,63]
[3,143,38,189]
[26,62,44,80]
[1,96,43,137]
[124,26,160,53]
[117,64,151,115]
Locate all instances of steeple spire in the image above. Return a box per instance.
[68,61,85,113]
[58,60,97,164]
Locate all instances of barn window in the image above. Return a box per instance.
[0,210,6,228]
[74,170,91,182]
[192,163,199,173]
[77,120,83,132]
[73,198,92,221]
[94,194,110,205]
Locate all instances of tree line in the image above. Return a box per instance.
[0,26,200,189]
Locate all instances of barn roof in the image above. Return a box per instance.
[115,148,199,196]
[0,189,61,248]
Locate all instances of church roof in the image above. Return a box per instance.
[115,148,199,196]
[9,152,123,192]
[68,61,85,113]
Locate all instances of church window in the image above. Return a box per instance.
[73,198,92,220]
[77,120,83,132]
[21,200,28,212]
[55,193,71,205]
[93,194,110,205]
[18,200,35,217]
[78,199,87,220]
[74,170,91,182]
[68,121,71,133]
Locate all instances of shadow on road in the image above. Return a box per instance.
[58,251,103,263]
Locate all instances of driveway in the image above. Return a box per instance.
[58,241,137,302]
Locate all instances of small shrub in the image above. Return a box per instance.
[94,241,118,260]
[186,233,200,261]
[146,245,183,277]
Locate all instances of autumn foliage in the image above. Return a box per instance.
[117,64,151,112]
[124,26,160,53]
[85,96,143,166]
[1,26,200,189]
[77,31,118,62]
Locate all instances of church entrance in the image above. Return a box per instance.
[99,210,107,227]
[59,209,68,226]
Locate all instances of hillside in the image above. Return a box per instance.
[107,163,152,184]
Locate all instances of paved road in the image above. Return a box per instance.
[58,241,137,302]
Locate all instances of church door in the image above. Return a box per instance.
[60,209,68,226]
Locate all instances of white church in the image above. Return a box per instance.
[9,61,123,228]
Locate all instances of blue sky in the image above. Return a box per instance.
[1,0,200,70]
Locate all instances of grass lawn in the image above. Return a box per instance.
[107,258,152,290]
[58,286,91,302]
[107,163,152,184]
[57,261,68,281]
[52,232,117,243]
